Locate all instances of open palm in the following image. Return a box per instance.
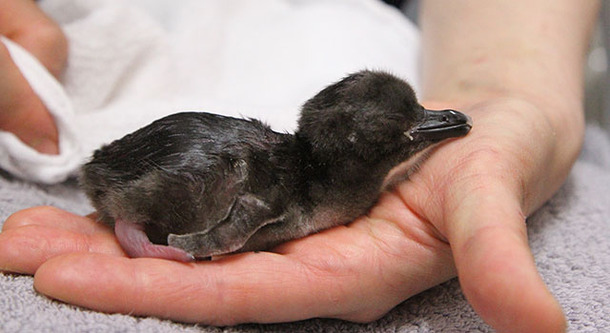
[0,97,569,332]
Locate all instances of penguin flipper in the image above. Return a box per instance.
[167,194,283,258]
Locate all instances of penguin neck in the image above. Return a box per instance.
[290,134,401,211]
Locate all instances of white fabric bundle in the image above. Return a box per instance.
[0,0,419,183]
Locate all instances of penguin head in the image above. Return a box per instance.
[297,70,472,164]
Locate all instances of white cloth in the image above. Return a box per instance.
[0,0,420,184]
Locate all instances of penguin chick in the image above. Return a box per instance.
[80,70,472,262]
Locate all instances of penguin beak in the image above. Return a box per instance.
[409,109,472,141]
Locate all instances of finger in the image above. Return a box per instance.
[3,206,108,235]
[35,252,318,325]
[0,0,68,78]
[0,208,124,274]
[34,204,455,325]
[446,183,566,333]
[0,42,59,154]
[399,148,567,332]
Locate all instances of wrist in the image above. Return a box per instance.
[422,94,584,214]
[421,81,585,151]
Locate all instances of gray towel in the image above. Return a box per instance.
[1,125,609,332]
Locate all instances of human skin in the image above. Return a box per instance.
[417,0,599,331]
[0,0,67,154]
[0,1,600,332]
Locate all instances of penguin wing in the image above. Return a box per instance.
[167,192,283,258]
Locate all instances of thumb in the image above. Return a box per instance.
[447,182,565,333]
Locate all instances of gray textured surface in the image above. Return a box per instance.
[0,126,609,332]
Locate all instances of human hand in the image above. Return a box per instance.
[0,96,570,332]
[402,97,573,332]
[0,0,68,154]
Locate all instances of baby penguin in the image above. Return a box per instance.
[80,70,472,262]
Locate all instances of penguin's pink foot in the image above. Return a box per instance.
[114,218,195,262]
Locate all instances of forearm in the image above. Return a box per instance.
[420,1,600,211]
[420,0,599,118]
